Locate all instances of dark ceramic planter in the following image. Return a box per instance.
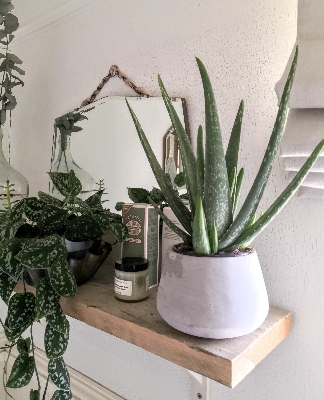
[23,239,112,287]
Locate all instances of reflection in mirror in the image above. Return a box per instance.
[50,96,189,209]
[164,127,184,188]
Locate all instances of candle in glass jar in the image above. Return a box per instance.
[115,257,149,302]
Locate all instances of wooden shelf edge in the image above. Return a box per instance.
[15,280,293,388]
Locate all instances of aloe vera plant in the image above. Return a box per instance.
[127,47,324,255]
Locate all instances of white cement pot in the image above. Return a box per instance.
[157,247,269,339]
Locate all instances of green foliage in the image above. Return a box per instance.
[128,48,324,254]
[0,168,128,399]
[0,1,23,126]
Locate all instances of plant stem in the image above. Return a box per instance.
[30,324,41,393]
[3,345,14,400]
[42,376,49,400]
[6,180,11,211]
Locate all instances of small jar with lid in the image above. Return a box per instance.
[115,257,149,302]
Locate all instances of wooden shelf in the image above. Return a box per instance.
[16,262,292,388]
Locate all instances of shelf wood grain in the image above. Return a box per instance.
[15,261,292,388]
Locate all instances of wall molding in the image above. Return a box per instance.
[0,332,124,400]
[12,0,104,46]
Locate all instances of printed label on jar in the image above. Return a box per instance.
[146,275,149,291]
[115,277,132,296]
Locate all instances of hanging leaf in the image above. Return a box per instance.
[6,353,35,388]
[45,323,69,359]
[37,205,68,235]
[16,234,64,269]
[48,357,70,391]
[85,193,103,211]
[9,198,25,222]
[0,237,25,278]
[4,14,19,34]
[0,3,13,15]
[0,219,25,243]
[48,171,82,198]
[38,191,64,208]
[105,221,128,243]
[12,65,25,75]
[7,292,35,329]
[65,214,103,241]
[6,53,22,65]
[30,389,40,400]
[17,337,31,355]
[51,390,72,400]
[4,317,30,341]
[35,278,60,320]
[0,270,17,304]
[127,187,150,203]
[46,306,70,335]
[115,202,124,212]
[50,257,76,298]
[24,197,45,222]
[0,29,6,40]
[3,92,17,110]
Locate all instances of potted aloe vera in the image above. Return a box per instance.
[127,47,324,339]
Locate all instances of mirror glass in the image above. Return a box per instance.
[50,96,189,210]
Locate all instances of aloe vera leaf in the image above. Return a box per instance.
[225,100,244,178]
[239,214,256,249]
[197,126,205,196]
[126,100,192,234]
[192,192,211,255]
[229,167,237,199]
[196,57,232,238]
[219,47,298,250]
[225,138,324,250]
[148,197,191,244]
[232,167,244,215]
[158,76,197,214]
[209,225,218,254]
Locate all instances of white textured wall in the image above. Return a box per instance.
[5,0,323,399]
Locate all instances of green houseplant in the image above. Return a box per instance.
[0,170,127,399]
[127,47,324,339]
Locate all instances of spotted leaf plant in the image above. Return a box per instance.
[127,47,324,255]
[0,170,127,399]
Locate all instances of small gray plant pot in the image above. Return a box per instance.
[157,247,269,339]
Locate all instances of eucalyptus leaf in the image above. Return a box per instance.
[0,29,6,40]
[50,257,76,298]
[0,270,17,304]
[48,357,70,391]
[11,64,25,75]
[7,292,35,329]
[45,323,69,359]
[46,306,70,335]
[35,278,60,320]
[6,353,34,388]
[4,14,19,34]
[0,3,13,14]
